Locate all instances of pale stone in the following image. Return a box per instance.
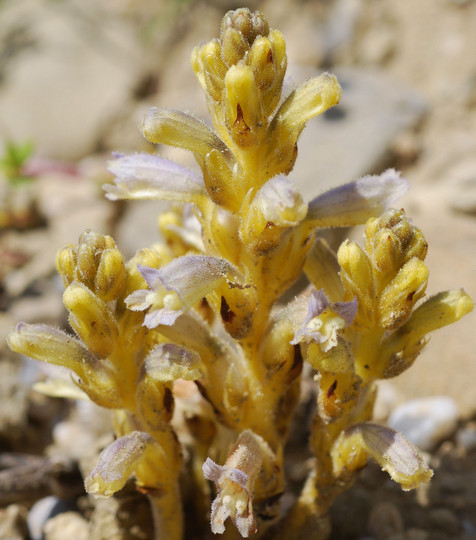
[367,501,404,540]
[0,0,144,160]
[288,67,427,199]
[387,396,459,451]
[456,422,476,451]
[44,512,89,540]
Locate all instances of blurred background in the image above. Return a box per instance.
[0,0,475,537]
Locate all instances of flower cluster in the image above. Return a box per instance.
[7,8,473,540]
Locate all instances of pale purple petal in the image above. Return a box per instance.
[291,289,357,345]
[162,256,242,301]
[144,308,181,328]
[253,175,308,226]
[346,422,433,491]
[306,169,409,228]
[124,289,150,311]
[126,256,243,328]
[225,468,249,491]
[85,431,153,497]
[203,458,226,483]
[136,264,162,289]
[307,289,331,318]
[104,153,205,202]
[334,297,358,326]
[290,289,330,345]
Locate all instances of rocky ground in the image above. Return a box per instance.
[1,0,476,539]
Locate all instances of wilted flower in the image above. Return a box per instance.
[202,431,266,537]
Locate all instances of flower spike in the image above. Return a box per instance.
[6,8,473,540]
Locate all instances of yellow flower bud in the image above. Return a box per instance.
[271,73,342,141]
[203,148,239,211]
[366,209,428,270]
[225,64,263,146]
[337,240,375,324]
[56,246,76,287]
[222,9,252,41]
[63,282,119,358]
[60,230,122,297]
[364,216,379,247]
[7,322,121,408]
[304,238,345,302]
[403,227,428,263]
[76,241,97,288]
[249,11,269,41]
[404,287,473,335]
[123,249,162,298]
[7,323,94,378]
[191,46,206,90]
[380,209,412,241]
[249,36,276,91]
[95,248,126,301]
[221,27,249,67]
[141,108,228,159]
[221,8,269,50]
[200,40,227,102]
[372,228,402,275]
[379,288,473,379]
[378,258,429,329]
[262,30,287,113]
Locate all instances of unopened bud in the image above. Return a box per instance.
[249,36,275,91]
[221,27,249,67]
[142,108,228,159]
[379,258,429,329]
[85,431,154,497]
[225,64,263,145]
[344,422,433,491]
[338,241,374,298]
[64,282,118,358]
[272,73,341,140]
[7,322,96,377]
[56,246,77,287]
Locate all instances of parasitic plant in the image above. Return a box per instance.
[7,8,473,540]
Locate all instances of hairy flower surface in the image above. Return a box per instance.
[202,430,270,537]
[125,255,243,328]
[291,289,358,349]
[6,7,473,540]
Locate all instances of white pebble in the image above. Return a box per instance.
[387,396,459,451]
[456,422,476,451]
[27,497,61,540]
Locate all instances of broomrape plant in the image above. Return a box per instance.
[7,8,473,540]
